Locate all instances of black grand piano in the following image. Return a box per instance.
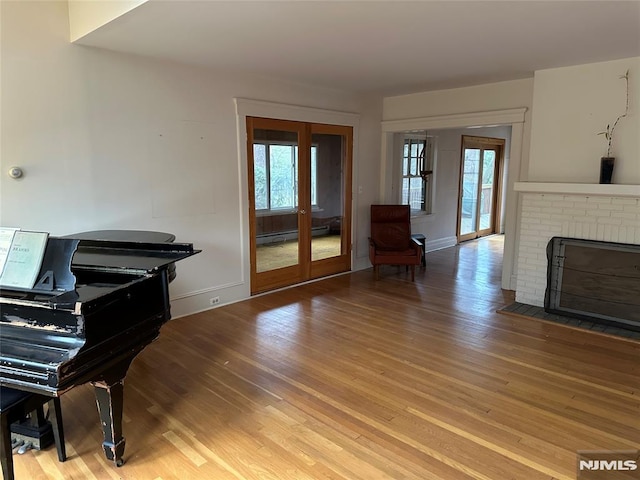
[0,231,199,466]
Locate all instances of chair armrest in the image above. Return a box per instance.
[368,237,377,262]
[410,237,422,254]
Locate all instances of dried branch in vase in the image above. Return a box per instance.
[598,69,630,158]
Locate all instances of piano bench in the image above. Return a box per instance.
[0,388,66,480]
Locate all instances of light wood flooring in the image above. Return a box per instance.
[256,235,342,272]
[13,236,639,479]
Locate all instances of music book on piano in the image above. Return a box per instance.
[0,227,19,276]
[0,230,49,289]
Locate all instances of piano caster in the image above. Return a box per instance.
[101,435,126,468]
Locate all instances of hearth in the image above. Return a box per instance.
[545,237,640,332]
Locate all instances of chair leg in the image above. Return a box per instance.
[1,414,14,480]
[47,399,66,462]
[410,265,415,282]
[374,265,379,280]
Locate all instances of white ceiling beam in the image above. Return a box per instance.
[68,0,148,42]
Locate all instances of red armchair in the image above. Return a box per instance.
[369,205,422,281]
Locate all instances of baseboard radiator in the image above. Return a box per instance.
[256,226,329,246]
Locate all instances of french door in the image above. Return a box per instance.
[247,117,352,294]
[457,136,504,243]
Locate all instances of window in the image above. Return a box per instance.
[253,142,317,211]
[401,135,434,214]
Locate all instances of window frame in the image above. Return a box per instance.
[253,141,318,213]
[400,134,435,216]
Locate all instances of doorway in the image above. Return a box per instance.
[247,117,352,294]
[457,135,505,243]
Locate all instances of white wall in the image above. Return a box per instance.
[0,1,382,316]
[528,57,640,184]
[383,78,534,121]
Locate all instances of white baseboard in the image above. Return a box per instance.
[353,256,372,272]
[426,236,457,252]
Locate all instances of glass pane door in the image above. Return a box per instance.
[460,148,480,237]
[458,136,503,243]
[479,150,496,232]
[247,119,352,294]
[310,132,342,261]
[248,118,306,293]
[253,132,300,273]
[309,124,352,279]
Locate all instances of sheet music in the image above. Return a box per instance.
[0,227,19,277]
[0,230,49,289]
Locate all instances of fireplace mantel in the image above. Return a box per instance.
[514,182,640,197]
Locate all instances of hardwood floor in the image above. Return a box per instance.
[256,235,342,271]
[13,236,639,479]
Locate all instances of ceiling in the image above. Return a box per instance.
[75,0,640,96]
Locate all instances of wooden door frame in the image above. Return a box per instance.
[247,117,308,294]
[235,99,360,297]
[308,123,353,280]
[247,117,353,294]
[457,135,505,243]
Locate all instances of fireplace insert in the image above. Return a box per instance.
[545,237,640,332]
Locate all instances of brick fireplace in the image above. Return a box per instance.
[513,183,640,309]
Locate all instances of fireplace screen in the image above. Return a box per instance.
[545,237,640,331]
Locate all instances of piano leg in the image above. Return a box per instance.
[91,380,126,467]
[1,413,12,480]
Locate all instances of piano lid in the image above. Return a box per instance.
[70,239,199,275]
[63,230,187,278]
[65,230,176,243]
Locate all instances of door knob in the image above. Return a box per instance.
[299,209,306,214]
